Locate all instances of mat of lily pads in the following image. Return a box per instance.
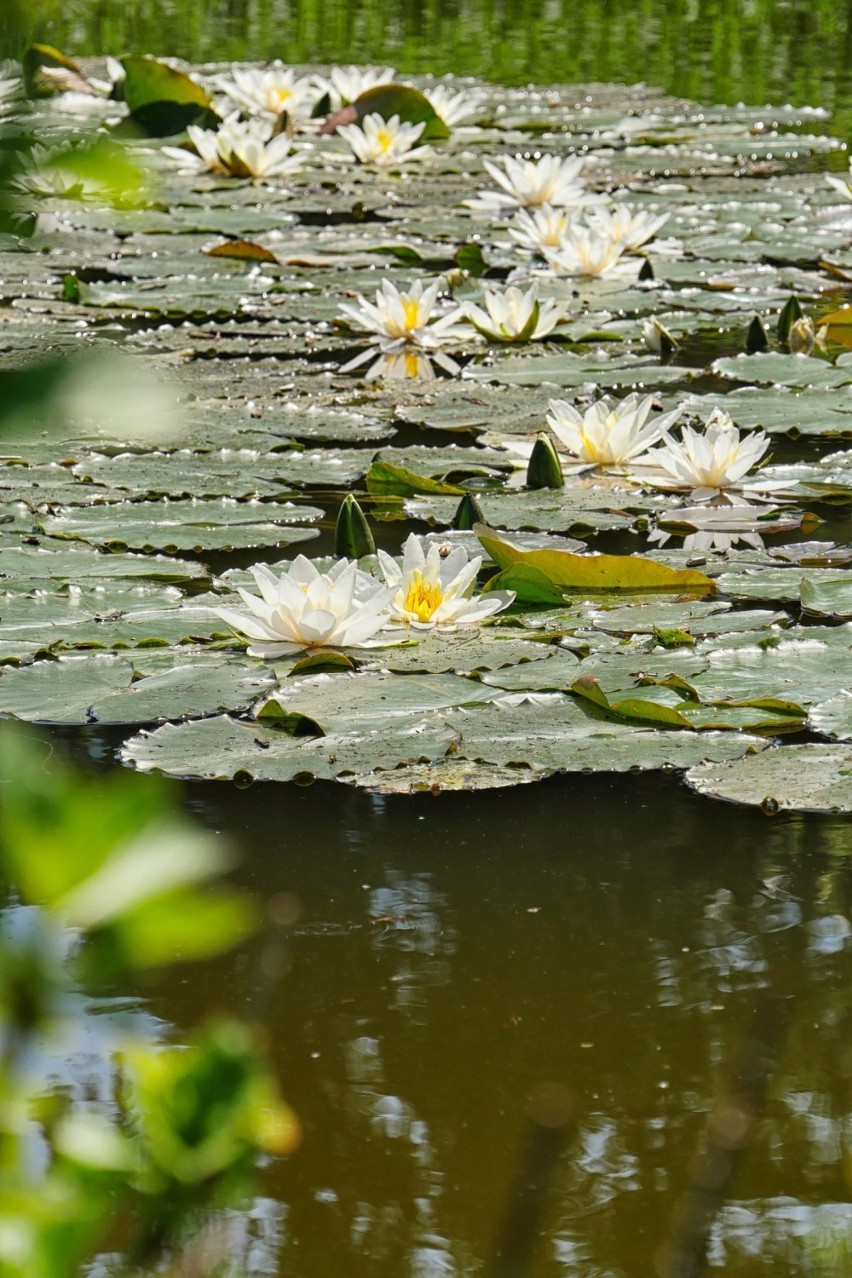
[1,53,851,810]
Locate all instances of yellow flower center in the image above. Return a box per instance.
[271,86,293,108]
[376,128,392,152]
[404,350,420,378]
[402,298,421,330]
[403,570,443,622]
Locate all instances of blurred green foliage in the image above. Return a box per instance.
[0,726,299,1277]
[2,0,850,135]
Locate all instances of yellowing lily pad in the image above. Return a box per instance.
[476,525,715,593]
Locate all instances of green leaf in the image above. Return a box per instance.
[366,459,465,497]
[686,744,852,813]
[116,100,221,138]
[483,563,567,605]
[205,239,280,264]
[475,525,715,593]
[22,43,91,97]
[120,55,213,113]
[571,673,694,728]
[455,242,488,277]
[354,84,449,140]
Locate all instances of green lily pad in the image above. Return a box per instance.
[686,745,852,813]
[477,525,715,592]
[800,576,852,620]
[808,691,852,742]
[37,499,322,553]
[0,654,276,725]
[353,84,449,141]
[355,631,556,675]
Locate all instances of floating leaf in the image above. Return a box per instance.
[686,745,852,813]
[205,240,280,264]
[23,43,92,97]
[366,460,465,498]
[800,575,852,620]
[476,525,715,593]
[482,563,567,605]
[120,54,213,112]
[354,84,449,141]
[809,690,852,742]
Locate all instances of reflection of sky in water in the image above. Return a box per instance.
[87,1198,287,1278]
[1,905,162,1119]
[368,870,457,1009]
[127,771,852,1277]
[709,1198,852,1269]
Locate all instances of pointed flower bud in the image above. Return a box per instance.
[777,294,804,343]
[452,491,486,530]
[334,493,375,558]
[526,432,564,489]
[746,314,770,353]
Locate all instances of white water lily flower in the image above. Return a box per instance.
[318,64,397,108]
[586,203,669,251]
[338,278,467,352]
[541,223,629,278]
[336,112,431,166]
[217,557,395,658]
[642,316,678,355]
[508,205,575,253]
[217,63,317,123]
[826,161,852,202]
[463,283,568,342]
[465,154,601,214]
[546,393,683,466]
[164,117,303,180]
[648,410,771,500]
[0,71,23,115]
[424,83,480,128]
[377,534,515,630]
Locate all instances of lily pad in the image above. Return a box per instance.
[808,690,852,742]
[685,744,852,813]
[0,654,276,725]
[37,499,322,553]
[477,525,715,592]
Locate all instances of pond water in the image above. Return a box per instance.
[2,4,852,1275]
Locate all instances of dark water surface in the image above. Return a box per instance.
[5,1,852,1272]
[165,767,851,1276]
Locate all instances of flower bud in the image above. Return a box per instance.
[642,317,678,357]
[334,493,375,558]
[745,314,770,353]
[788,316,816,355]
[526,432,564,489]
[777,294,804,343]
[451,491,485,530]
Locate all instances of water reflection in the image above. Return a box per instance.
[137,771,849,1276]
